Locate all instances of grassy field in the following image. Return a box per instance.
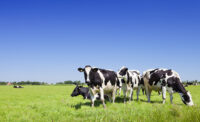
[0,85,200,122]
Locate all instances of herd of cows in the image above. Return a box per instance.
[71,65,194,108]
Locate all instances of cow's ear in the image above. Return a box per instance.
[92,68,98,72]
[78,68,84,72]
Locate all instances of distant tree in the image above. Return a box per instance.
[0,82,7,85]
[56,82,64,85]
[64,80,73,84]
[73,80,81,85]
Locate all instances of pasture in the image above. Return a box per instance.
[0,85,200,122]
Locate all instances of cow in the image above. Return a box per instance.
[71,85,109,100]
[71,85,91,99]
[142,68,194,106]
[117,67,144,102]
[13,85,24,88]
[78,65,119,108]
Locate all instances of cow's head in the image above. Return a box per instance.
[180,92,194,106]
[117,66,128,82]
[71,85,83,97]
[78,65,99,84]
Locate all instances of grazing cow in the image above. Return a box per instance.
[117,67,143,102]
[78,65,119,108]
[13,85,24,88]
[143,68,194,106]
[186,82,193,85]
[71,85,109,100]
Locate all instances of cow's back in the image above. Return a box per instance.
[99,69,118,86]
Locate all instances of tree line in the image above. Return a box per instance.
[0,80,199,86]
[0,80,83,85]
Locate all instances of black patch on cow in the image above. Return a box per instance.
[166,69,172,76]
[99,69,117,86]
[150,68,158,74]
[167,77,187,94]
[139,78,144,85]
[161,79,167,86]
[121,79,125,83]
[149,69,172,86]
[182,94,190,104]
[127,72,130,84]
[117,78,121,87]
[88,70,102,87]
[119,67,128,76]
[149,73,161,86]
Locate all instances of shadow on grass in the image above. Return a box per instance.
[72,97,183,109]
[72,97,126,109]
[71,100,103,110]
[139,99,162,104]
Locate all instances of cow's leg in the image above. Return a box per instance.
[112,88,116,103]
[100,88,106,108]
[129,88,133,102]
[145,84,151,102]
[142,88,145,95]
[107,94,112,102]
[158,91,161,96]
[123,87,127,103]
[90,94,96,107]
[137,86,141,101]
[170,93,173,104]
[162,86,166,104]
[118,88,121,96]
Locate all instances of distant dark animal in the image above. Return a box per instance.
[186,82,193,85]
[78,65,119,108]
[143,68,193,106]
[13,85,24,88]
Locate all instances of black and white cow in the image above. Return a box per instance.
[71,85,91,99]
[71,85,109,100]
[78,65,119,108]
[13,85,24,88]
[117,67,143,102]
[143,68,194,106]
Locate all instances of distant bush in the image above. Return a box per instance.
[0,81,48,85]
[182,80,199,85]
[0,82,8,85]
[56,80,83,85]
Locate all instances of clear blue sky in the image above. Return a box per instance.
[0,0,200,83]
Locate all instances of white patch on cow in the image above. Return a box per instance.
[85,67,91,82]
[104,81,115,93]
[97,70,105,85]
[186,92,194,106]
[179,92,194,106]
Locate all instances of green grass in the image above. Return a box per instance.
[0,85,200,122]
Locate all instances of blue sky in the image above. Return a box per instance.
[0,0,200,83]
